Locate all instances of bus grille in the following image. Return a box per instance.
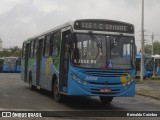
[83,71,128,77]
[88,81,121,85]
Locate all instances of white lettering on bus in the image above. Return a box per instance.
[81,22,128,32]
[74,59,97,64]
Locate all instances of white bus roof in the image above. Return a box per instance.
[23,19,134,43]
[152,54,160,59]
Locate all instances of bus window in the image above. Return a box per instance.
[34,40,38,57]
[44,35,50,57]
[22,43,26,58]
[30,40,35,57]
[50,31,60,56]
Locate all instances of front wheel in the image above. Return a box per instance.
[99,96,113,104]
[53,79,64,103]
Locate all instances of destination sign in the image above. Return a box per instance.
[74,20,134,33]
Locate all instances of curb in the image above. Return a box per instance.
[136,92,160,100]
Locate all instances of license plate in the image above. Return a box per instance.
[100,88,111,93]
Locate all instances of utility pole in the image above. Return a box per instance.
[140,0,144,81]
[151,32,154,55]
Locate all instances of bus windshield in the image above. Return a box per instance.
[145,57,153,71]
[71,33,134,69]
[4,58,16,66]
[16,58,21,65]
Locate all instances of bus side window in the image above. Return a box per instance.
[22,43,26,58]
[43,35,50,57]
[34,40,38,57]
[30,40,35,57]
[50,31,60,56]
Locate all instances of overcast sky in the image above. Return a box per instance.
[0,0,160,50]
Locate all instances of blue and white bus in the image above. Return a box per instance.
[21,19,136,103]
[16,57,21,72]
[3,57,17,72]
[152,54,160,76]
[135,53,153,78]
[0,57,4,72]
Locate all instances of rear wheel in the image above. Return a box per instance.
[53,79,64,103]
[29,73,35,90]
[99,96,113,104]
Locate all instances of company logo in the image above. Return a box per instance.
[85,76,98,81]
[1,112,42,118]
[104,81,109,85]
[2,112,11,117]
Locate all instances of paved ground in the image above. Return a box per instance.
[136,80,160,100]
[0,73,160,120]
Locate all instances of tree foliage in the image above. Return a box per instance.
[143,41,160,55]
[153,41,160,54]
[144,44,152,54]
[0,46,22,57]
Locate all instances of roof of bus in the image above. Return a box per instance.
[23,19,134,43]
[136,53,152,58]
[3,57,18,59]
[24,21,73,43]
[152,54,160,59]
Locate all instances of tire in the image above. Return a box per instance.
[99,96,113,104]
[29,73,35,90]
[53,79,64,103]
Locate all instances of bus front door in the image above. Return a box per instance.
[36,39,43,88]
[59,30,71,93]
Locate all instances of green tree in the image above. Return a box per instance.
[142,41,160,55]
[0,46,22,57]
[144,44,152,54]
[153,41,160,55]
[10,46,22,57]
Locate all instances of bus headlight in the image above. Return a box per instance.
[77,78,81,83]
[127,81,130,85]
[71,72,87,85]
[71,73,77,80]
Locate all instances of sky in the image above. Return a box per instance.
[0,0,160,50]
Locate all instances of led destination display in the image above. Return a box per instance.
[74,19,134,33]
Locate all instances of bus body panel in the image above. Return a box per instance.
[67,65,135,96]
[39,57,59,91]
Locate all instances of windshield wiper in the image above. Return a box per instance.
[89,31,101,48]
[89,31,102,67]
[110,34,123,49]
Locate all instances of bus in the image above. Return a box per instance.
[16,57,21,72]
[152,54,160,76]
[3,57,17,72]
[0,57,4,72]
[135,53,153,78]
[21,19,136,103]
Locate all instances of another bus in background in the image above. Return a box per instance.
[16,57,21,72]
[152,54,160,76]
[0,57,4,72]
[135,53,153,78]
[3,57,17,72]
